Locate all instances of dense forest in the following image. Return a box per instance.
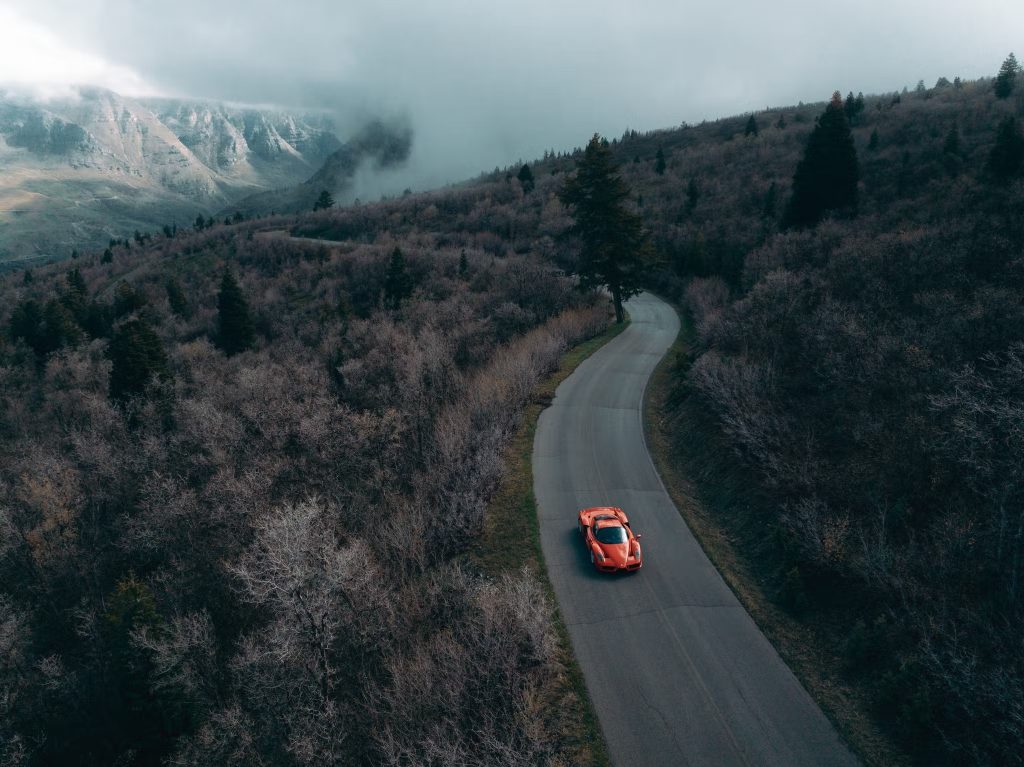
[2,55,1022,766]
[0,201,610,764]
[655,67,1024,764]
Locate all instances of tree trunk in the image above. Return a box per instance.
[611,285,624,324]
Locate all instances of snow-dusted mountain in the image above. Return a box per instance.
[0,86,341,265]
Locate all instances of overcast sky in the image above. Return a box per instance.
[1,1,1020,191]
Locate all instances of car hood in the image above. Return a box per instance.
[597,541,630,566]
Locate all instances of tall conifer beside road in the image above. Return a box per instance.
[560,134,646,323]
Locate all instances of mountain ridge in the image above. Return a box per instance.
[0,86,343,265]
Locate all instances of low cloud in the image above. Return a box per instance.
[4,0,1024,191]
[307,116,415,202]
[0,7,155,99]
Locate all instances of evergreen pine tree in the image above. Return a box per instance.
[994,53,1019,99]
[762,182,778,219]
[745,115,759,137]
[66,267,87,297]
[313,189,335,211]
[194,214,206,231]
[166,278,189,318]
[109,319,170,401]
[943,125,962,156]
[102,248,114,264]
[654,147,666,175]
[383,247,414,309]
[517,164,535,193]
[559,134,646,324]
[987,117,1024,182]
[216,270,255,355]
[81,301,114,339]
[61,267,89,325]
[685,178,700,214]
[844,91,865,123]
[40,300,81,355]
[943,125,964,175]
[782,92,859,229]
[101,575,165,751]
[9,296,77,360]
[458,250,469,279]
[9,299,44,355]
[868,129,879,151]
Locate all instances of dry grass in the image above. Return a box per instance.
[474,314,629,767]
[641,307,909,767]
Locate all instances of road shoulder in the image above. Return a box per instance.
[474,313,629,767]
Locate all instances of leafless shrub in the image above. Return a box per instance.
[133,610,219,709]
[781,497,852,569]
[684,276,730,346]
[370,567,559,767]
[0,596,29,767]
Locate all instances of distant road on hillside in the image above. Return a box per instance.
[533,292,858,767]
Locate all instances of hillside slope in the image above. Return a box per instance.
[0,186,610,765]
[2,61,1022,766]
[618,73,1024,766]
[295,65,1024,766]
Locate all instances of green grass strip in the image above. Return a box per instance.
[474,314,629,767]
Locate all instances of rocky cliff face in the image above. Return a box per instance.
[0,87,342,263]
[142,98,341,182]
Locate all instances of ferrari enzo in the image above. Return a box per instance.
[577,506,643,573]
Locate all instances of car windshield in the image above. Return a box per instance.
[595,525,627,544]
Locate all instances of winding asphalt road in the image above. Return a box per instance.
[533,293,857,767]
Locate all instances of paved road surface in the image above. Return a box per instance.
[533,292,858,767]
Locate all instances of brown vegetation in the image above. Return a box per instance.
[0,200,609,764]
[640,70,1024,765]
[2,59,1022,766]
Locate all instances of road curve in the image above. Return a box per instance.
[533,292,857,767]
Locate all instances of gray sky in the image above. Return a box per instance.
[2,1,1021,192]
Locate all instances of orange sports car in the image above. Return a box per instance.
[577,507,643,573]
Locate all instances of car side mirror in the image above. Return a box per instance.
[636,534,643,540]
